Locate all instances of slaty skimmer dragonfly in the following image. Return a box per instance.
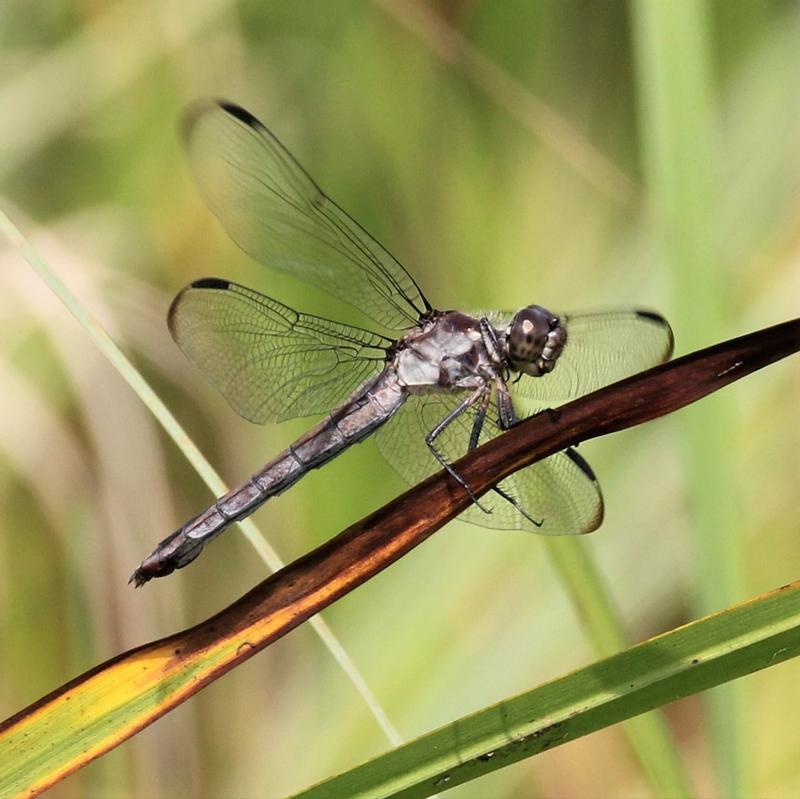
[131,101,673,585]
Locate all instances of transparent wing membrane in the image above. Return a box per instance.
[375,392,603,535]
[182,101,431,333]
[168,278,389,423]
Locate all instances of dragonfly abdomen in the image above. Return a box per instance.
[131,370,405,585]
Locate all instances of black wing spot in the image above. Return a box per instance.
[564,447,598,482]
[167,278,230,337]
[635,310,675,356]
[635,310,667,326]
[219,101,261,129]
[192,277,231,290]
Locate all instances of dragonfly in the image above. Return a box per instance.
[131,101,674,586]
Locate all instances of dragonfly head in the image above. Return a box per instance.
[505,305,567,377]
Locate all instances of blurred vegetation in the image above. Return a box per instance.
[1,1,798,797]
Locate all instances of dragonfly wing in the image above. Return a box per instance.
[169,278,390,423]
[375,392,602,535]
[182,101,431,333]
[482,309,673,406]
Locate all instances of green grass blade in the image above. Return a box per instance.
[293,579,800,799]
[546,538,693,797]
[0,208,402,748]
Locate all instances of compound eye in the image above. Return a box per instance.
[508,306,551,362]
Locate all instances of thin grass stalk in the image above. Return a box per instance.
[375,0,638,207]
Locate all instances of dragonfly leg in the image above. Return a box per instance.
[467,387,492,451]
[489,377,544,525]
[426,386,492,513]
[495,377,519,430]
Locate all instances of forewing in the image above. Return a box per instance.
[484,309,673,406]
[182,101,431,332]
[169,278,390,423]
[375,392,602,535]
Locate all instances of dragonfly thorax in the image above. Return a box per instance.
[394,311,497,392]
[504,305,567,377]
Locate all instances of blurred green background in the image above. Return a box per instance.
[1,1,798,797]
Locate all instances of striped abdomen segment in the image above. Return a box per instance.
[131,370,405,584]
